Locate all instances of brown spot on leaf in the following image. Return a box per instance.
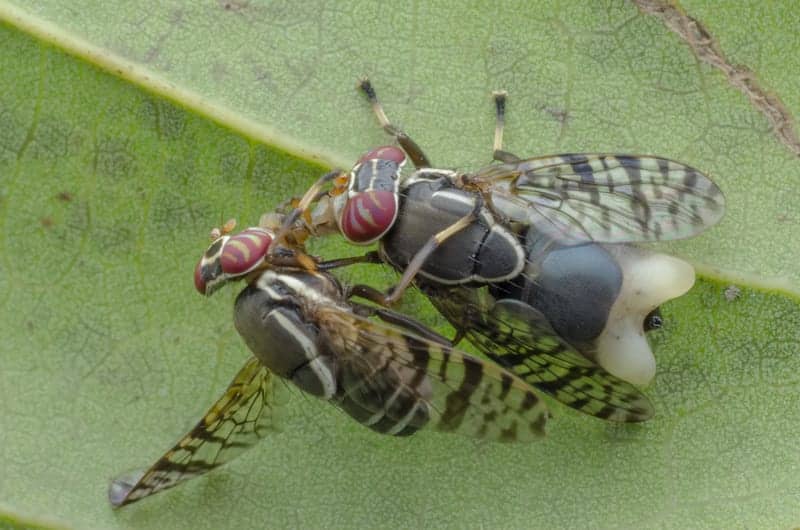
[540,106,570,125]
[634,0,800,158]
[219,0,248,11]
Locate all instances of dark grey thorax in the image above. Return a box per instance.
[232,270,431,436]
[380,173,525,284]
[380,172,626,350]
[233,271,339,399]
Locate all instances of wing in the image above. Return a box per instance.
[108,357,286,507]
[425,285,654,423]
[474,153,725,243]
[316,305,549,442]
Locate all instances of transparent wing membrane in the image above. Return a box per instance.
[426,287,654,423]
[318,307,549,441]
[109,358,286,507]
[475,153,725,243]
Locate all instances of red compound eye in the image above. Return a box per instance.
[357,145,406,165]
[340,190,398,244]
[193,259,207,294]
[219,228,273,274]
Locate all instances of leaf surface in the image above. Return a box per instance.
[1,2,799,529]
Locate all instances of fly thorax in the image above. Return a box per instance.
[488,181,535,224]
[233,271,340,399]
[380,177,524,285]
[404,168,458,186]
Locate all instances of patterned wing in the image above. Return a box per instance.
[426,285,654,422]
[108,357,286,507]
[475,153,725,243]
[316,306,549,442]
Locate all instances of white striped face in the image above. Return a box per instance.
[193,227,274,296]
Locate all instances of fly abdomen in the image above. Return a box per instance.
[489,227,695,386]
[233,271,435,436]
[337,355,431,436]
[491,231,623,346]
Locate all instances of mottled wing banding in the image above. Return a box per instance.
[477,153,725,243]
[427,287,654,422]
[108,357,286,507]
[317,307,549,441]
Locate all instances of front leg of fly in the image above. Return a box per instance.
[274,169,347,248]
[357,78,432,169]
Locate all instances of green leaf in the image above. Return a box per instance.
[0,2,798,529]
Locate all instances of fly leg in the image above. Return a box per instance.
[358,78,432,169]
[272,169,346,247]
[264,247,383,275]
[456,91,520,224]
[349,197,483,306]
[315,251,383,271]
[490,90,521,164]
[349,296,452,346]
[383,210,476,304]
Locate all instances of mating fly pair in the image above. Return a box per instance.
[274,79,724,411]
[109,80,725,507]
